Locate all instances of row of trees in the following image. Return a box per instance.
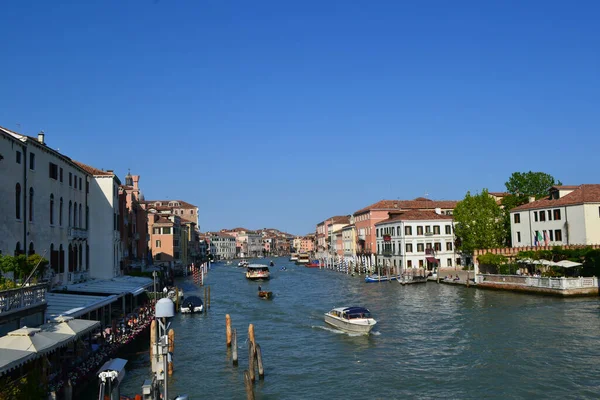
[453,171,561,256]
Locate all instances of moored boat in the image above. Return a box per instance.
[238,260,249,268]
[306,260,320,268]
[246,264,270,280]
[364,274,400,283]
[324,306,377,334]
[180,296,204,313]
[290,253,299,262]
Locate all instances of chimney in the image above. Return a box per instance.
[107,169,114,174]
[528,196,536,203]
[133,175,140,190]
[37,130,45,145]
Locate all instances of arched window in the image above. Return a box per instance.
[86,206,89,229]
[29,187,34,222]
[68,244,73,272]
[68,201,72,226]
[73,245,78,270]
[59,198,63,226]
[28,242,35,256]
[50,194,55,225]
[59,244,64,271]
[86,244,89,270]
[73,202,78,227]
[79,204,82,228]
[15,184,21,219]
[15,242,21,256]
[78,243,83,269]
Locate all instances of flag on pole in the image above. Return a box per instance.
[543,231,549,246]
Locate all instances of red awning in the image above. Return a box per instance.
[426,257,438,264]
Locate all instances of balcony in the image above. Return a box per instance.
[68,227,88,240]
[358,234,366,240]
[381,250,394,257]
[0,284,47,315]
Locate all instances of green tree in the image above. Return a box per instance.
[454,189,507,256]
[0,254,48,282]
[505,171,562,199]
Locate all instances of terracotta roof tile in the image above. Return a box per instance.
[354,199,458,215]
[512,184,600,211]
[73,161,114,176]
[143,199,198,209]
[375,210,453,225]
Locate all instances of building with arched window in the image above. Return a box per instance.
[0,126,91,285]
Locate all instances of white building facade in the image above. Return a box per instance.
[510,185,600,247]
[210,233,236,260]
[375,210,456,274]
[0,127,92,285]
[75,162,123,280]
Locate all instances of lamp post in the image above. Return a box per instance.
[154,298,175,400]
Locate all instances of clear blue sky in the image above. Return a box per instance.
[1,1,598,235]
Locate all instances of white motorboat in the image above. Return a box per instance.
[324,307,377,334]
[290,253,298,261]
[180,296,203,313]
[238,260,249,268]
[246,264,270,281]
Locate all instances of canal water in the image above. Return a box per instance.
[116,257,600,399]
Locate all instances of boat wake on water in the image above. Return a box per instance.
[312,325,378,337]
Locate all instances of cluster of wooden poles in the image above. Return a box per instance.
[226,314,264,400]
[149,321,175,375]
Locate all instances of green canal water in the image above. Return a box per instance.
[113,257,600,399]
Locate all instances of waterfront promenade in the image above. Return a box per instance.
[116,258,600,399]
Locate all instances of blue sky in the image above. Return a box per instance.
[1,0,598,235]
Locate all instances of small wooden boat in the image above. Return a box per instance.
[306,260,320,268]
[364,274,400,283]
[258,291,274,299]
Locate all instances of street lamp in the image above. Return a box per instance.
[154,298,175,400]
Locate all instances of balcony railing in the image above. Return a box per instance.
[381,250,395,257]
[68,227,88,240]
[68,271,89,283]
[477,274,598,289]
[0,284,47,315]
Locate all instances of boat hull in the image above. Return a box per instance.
[324,314,376,334]
[258,291,274,299]
[364,275,400,283]
[305,263,320,268]
[180,305,203,313]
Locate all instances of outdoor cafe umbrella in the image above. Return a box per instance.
[0,327,64,355]
[42,316,100,337]
[554,260,583,268]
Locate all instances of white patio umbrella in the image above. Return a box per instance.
[42,316,100,337]
[555,260,583,268]
[0,327,63,355]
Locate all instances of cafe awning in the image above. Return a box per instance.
[63,276,153,296]
[41,317,100,337]
[0,348,37,375]
[426,257,438,264]
[554,260,583,268]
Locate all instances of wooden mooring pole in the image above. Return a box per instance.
[226,314,232,347]
[248,323,255,345]
[255,343,264,379]
[168,328,175,375]
[232,328,238,366]
[248,341,256,381]
[208,285,211,309]
[244,370,255,400]
[204,286,208,314]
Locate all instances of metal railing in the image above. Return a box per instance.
[0,284,47,314]
[68,227,88,239]
[476,274,598,289]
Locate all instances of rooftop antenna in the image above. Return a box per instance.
[424,192,429,199]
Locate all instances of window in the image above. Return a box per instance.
[190,210,194,214]
[15,184,21,219]
[434,243,442,251]
[554,209,561,220]
[419,260,424,267]
[60,168,63,182]
[49,163,58,180]
[69,173,72,186]
[425,226,431,234]
[549,230,554,241]
[79,204,82,228]
[50,194,54,225]
[86,181,89,193]
[163,227,172,234]
[156,240,161,248]
[417,226,423,235]
[517,232,521,243]
[446,242,453,251]
[534,211,538,222]
[153,227,160,234]
[405,226,412,235]
[539,211,545,222]
[514,213,521,223]
[547,210,552,221]
[445,225,452,234]
[417,243,424,252]
[29,187,34,221]
[376,228,379,237]
[16,151,21,164]
[555,229,562,242]
[59,198,63,226]
[407,260,412,268]
[406,243,413,253]
[79,177,82,190]
[74,176,77,189]
[433,226,440,234]
[86,206,89,229]
[29,153,35,170]
[447,258,452,267]
[74,202,78,227]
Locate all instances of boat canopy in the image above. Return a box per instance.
[247,264,270,270]
[183,296,203,307]
[343,307,372,318]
